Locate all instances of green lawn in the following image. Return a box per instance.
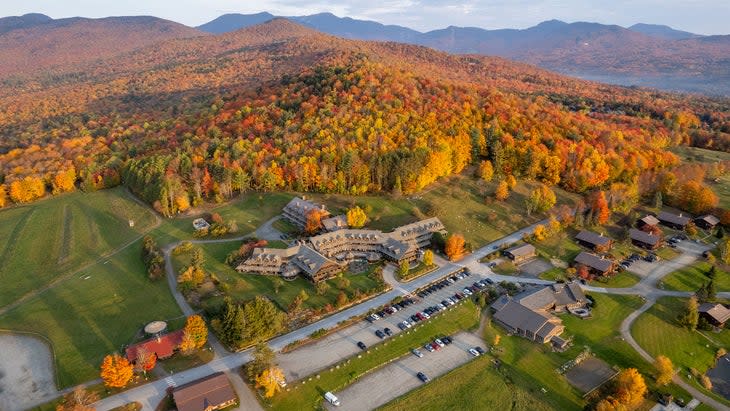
[379,352,555,411]
[172,242,382,313]
[661,262,730,292]
[588,272,641,288]
[0,242,183,387]
[265,300,480,410]
[632,297,730,407]
[0,187,157,307]
[397,262,437,282]
[408,174,581,248]
[533,230,584,262]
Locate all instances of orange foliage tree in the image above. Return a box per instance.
[591,191,611,225]
[9,176,45,203]
[596,368,647,410]
[674,180,718,214]
[305,209,324,234]
[0,184,6,208]
[495,181,509,201]
[100,353,134,388]
[445,234,466,261]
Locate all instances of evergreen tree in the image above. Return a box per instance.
[654,191,663,210]
[220,299,245,348]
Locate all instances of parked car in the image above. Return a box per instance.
[431,342,442,351]
[325,392,341,406]
[422,311,431,319]
[488,262,497,268]
[485,278,494,285]
[398,322,408,330]
[357,341,366,350]
[463,288,473,296]
[383,327,393,337]
[442,336,453,345]
[475,346,486,355]
[411,314,421,322]
[434,338,445,347]
[469,348,480,357]
[417,372,429,383]
[424,343,435,352]
[375,330,385,339]
[412,348,423,358]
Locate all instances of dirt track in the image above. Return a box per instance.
[0,333,56,411]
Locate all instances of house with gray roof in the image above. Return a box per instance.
[492,300,565,344]
[629,228,661,250]
[699,303,730,327]
[322,214,349,232]
[575,230,613,252]
[574,251,614,276]
[657,211,691,230]
[637,215,660,230]
[491,282,586,346]
[503,243,536,264]
[695,214,720,230]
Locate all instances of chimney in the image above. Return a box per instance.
[156,335,161,343]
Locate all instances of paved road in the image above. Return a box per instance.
[327,332,484,411]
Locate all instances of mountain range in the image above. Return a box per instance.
[0,12,728,96]
[197,12,730,95]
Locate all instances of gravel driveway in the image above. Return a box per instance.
[325,332,485,411]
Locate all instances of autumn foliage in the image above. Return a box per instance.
[596,368,647,410]
[182,314,208,351]
[100,353,134,388]
[445,234,466,261]
[346,206,367,228]
[591,191,611,225]
[255,367,285,398]
[654,355,674,386]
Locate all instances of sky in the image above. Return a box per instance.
[2,0,729,35]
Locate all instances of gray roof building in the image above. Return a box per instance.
[699,303,730,326]
[657,211,691,228]
[639,215,660,227]
[574,251,614,274]
[173,372,237,411]
[575,230,612,249]
[504,243,536,262]
[629,228,661,248]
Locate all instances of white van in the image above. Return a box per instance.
[324,392,341,406]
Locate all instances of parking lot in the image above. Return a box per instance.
[626,238,710,277]
[325,332,485,411]
[277,269,486,381]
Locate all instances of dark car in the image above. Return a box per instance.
[475,346,486,355]
[398,323,407,330]
[383,327,393,337]
[417,372,430,383]
[442,336,453,345]
[357,341,367,350]
[411,314,420,322]
[375,330,385,339]
[377,310,387,317]
[485,278,494,285]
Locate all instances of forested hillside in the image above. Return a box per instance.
[0,19,729,217]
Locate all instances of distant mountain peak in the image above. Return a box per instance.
[628,22,701,40]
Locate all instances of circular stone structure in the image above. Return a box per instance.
[144,321,168,335]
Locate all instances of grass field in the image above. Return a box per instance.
[379,352,555,411]
[172,242,382,313]
[0,242,183,387]
[408,174,581,248]
[0,188,158,307]
[632,297,730,407]
[661,262,730,292]
[264,300,480,410]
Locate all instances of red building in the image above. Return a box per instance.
[125,330,184,363]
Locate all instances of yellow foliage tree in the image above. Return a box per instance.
[478,160,494,182]
[183,314,208,350]
[0,184,6,208]
[654,355,674,386]
[495,181,509,201]
[52,167,76,194]
[9,176,45,203]
[179,332,197,355]
[612,368,647,409]
[175,193,191,212]
[493,334,501,346]
[346,206,367,228]
[423,249,434,266]
[533,224,547,241]
[445,234,466,261]
[506,175,517,189]
[255,367,285,398]
[100,353,134,389]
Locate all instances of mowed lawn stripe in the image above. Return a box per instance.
[0,242,183,387]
